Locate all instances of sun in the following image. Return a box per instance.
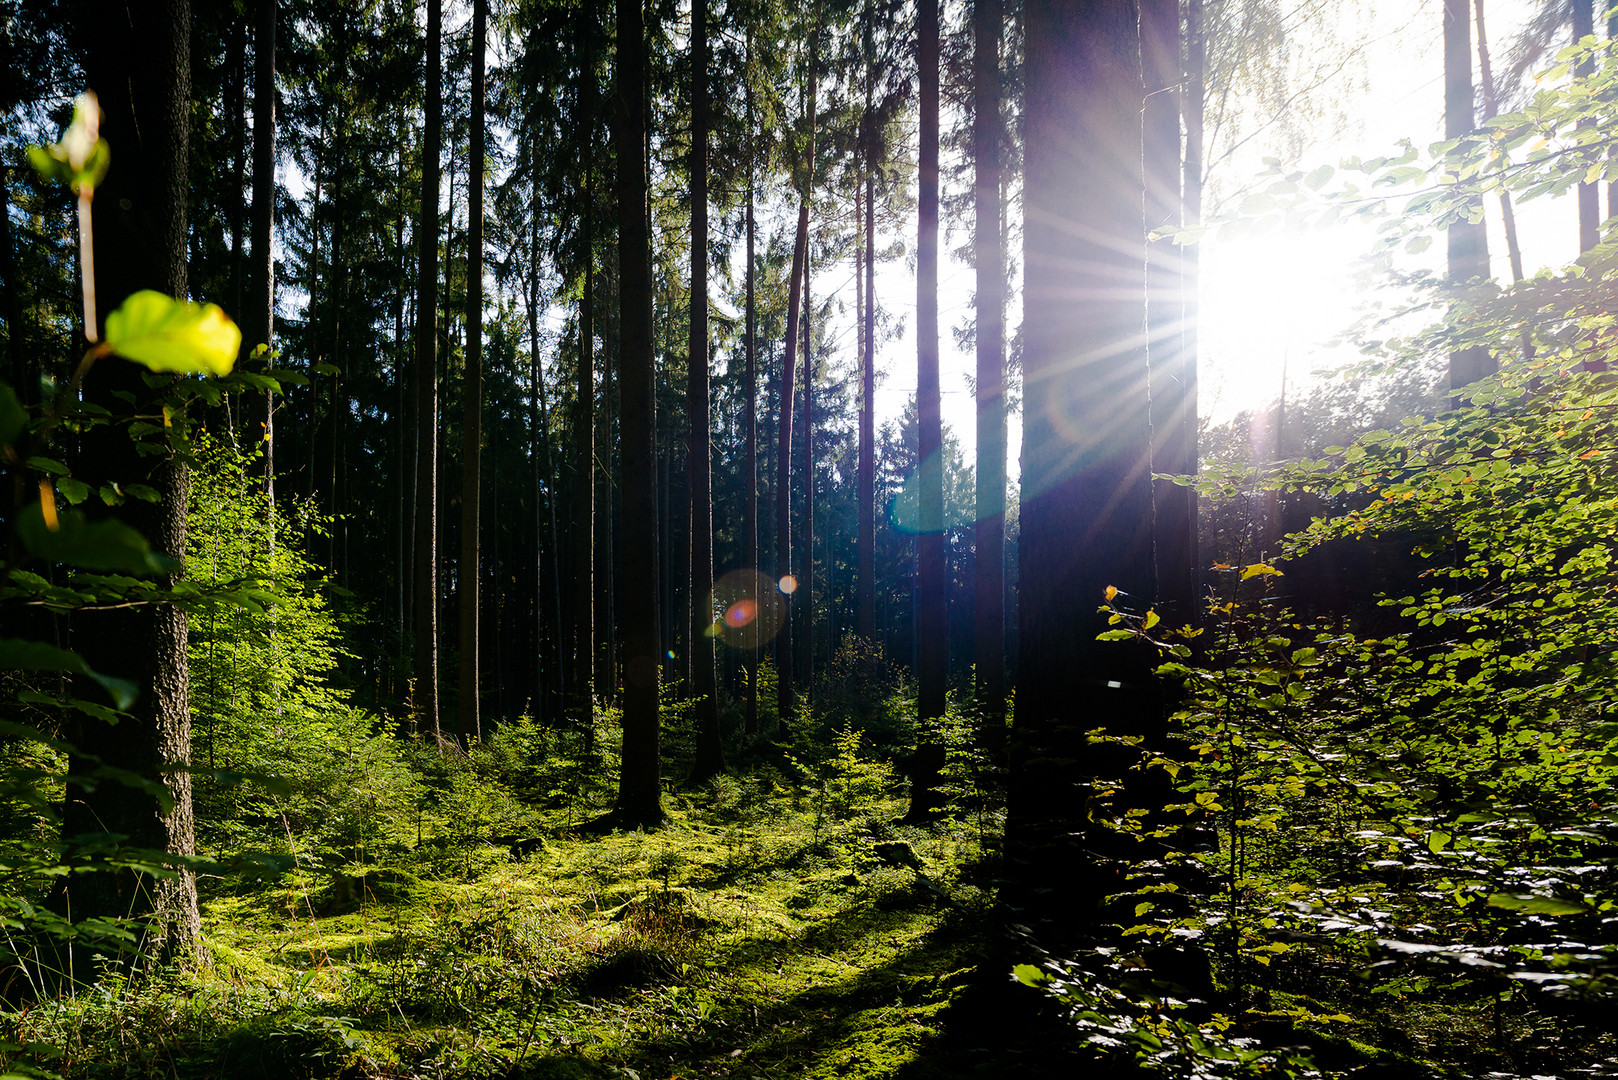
[1198,224,1368,423]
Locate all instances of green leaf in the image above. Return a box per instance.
[1096,629,1136,642]
[28,93,111,193]
[1241,562,1285,580]
[0,638,136,709]
[103,291,240,377]
[1487,892,1588,916]
[1427,830,1451,853]
[0,382,25,446]
[1012,963,1052,989]
[56,477,90,504]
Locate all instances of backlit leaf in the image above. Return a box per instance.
[104,291,240,377]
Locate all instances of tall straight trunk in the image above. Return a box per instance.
[857,17,875,643]
[1143,0,1193,630]
[414,0,443,738]
[1609,1,1618,227]
[248,0,275,494]
[907,0,946,823]
[800,45,816,706]
[743,57,760,736]
[1009,0,1157,931]
[0,166,28,398]
[394,147,410,665]
[916,0,945,720]
[1473,0,1523,284]
[457,0,486,745]
[1183,0,1203,534]
[688,0,724,780]
[614,0,662,825]
[1445,0,1493,390]
[226,18,246,325]
[598,299,618,707]
[67,0,202,967]
[576,175,596,735]
[972,0,1005,715]
[1574,0,1597,253]
[776,203,809,725]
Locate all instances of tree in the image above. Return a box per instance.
[1574,0,1597,253]
[1445,0,1493,389]
[457,0,486,744]
[972,0,1004,717]
[246,0,276,494]
[688,0,725,781]
[614,0,662,827]
[1009,0,1157,929]
[413,0,443,738]
[67,0,204,967]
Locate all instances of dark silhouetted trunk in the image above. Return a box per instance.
[857,20,875,642]
[776,202,808,726]
[414,0,442,737]
[973,0,1005,719]
[575,42,597,743]
[743,60,760,736]
[907,0,946,823]
[457,0,485,745]
[614,0,662,826]
[247,0,275,494]
[688,0,724,781]
[1008,0,1157,934]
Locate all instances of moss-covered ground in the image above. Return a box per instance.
[0,740,1082,1080]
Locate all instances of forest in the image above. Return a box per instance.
[1,0,1617,1076]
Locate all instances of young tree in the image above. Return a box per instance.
[413,0,443,738]
[614,0,662,826]
[457,0,486,744]
[67,0,203,967]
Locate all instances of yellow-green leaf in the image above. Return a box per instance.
[28,92,110,193]
[1241,562,1284,580]
[104,291,240,377]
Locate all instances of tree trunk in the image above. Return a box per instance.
[0,166,29,400]
[972,0,1005,720]
[776,202,808,726]
[743,54,760,736]
[614,0,662,826]
[457,0,486,745]
[1574,0,1598,253]
[800,48,816,707]
[907,0,946,823]
[857,13,875,643]
[575,52,597,743]
[67,0,202,969]
[1445,0,1494,389]
[247,0,275,494]
[688,0,725,782]
[413,0,443,738]
[1143,0,1194,634]
[1009,0,1157,934]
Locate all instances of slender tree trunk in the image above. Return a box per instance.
[1143,0,1193,637]
[776,204,808,726]
[394,147,410,679]
[0,167,29,399]
[1008,0,1157,934]
[743,55,760,736]
[1574,0,1598,253]
[67,0,202,968]
[973,0,1006,720]
[457,0,486,745]
[800,45,816,707]
[907,0,946,823]
[1445,0,1494,390]
[1183,0,1203,563]
[614,0,662,826]
[688,0,725,781]
[226,18,246,328]
[575,92,597,743]
[248,0,275,493]
[414,0,443,738]
[858,31,875,643]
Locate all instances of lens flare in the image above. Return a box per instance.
[778,575,798,595]
[708,569,788,650]
[725,598,759,628]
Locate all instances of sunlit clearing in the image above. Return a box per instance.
[1199,225,1364,422]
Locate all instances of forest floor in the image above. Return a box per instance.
[2,756,1082,1080]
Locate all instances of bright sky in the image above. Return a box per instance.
[856,0,1580,469]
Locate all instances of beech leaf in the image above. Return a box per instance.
[104,291,240,377]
